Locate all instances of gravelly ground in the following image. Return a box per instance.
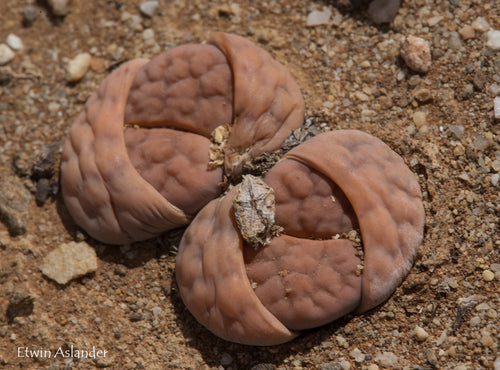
[0,0,499,369]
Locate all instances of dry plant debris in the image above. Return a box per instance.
[232,175,283,248]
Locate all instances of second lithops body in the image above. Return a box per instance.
[176,130,425,345]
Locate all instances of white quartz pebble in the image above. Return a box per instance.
[66,52,91,82]
[0,44,15,65]
[6,34,24,51]
[486,30,500,51]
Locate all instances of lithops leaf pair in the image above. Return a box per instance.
[61,33,304,244]
[176,130,425,345]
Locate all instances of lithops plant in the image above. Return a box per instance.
[176,130,425,345]
[60,33,304,244]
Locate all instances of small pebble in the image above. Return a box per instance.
[151,306,162,320]
[115,264,127,276]
[462,83,474,99]
[306,9,332,26]
[453,144,465,157]
[40,242,97,284]
[400,35,431,73]
[129,312,142,322]
[413,87,432,103]
[472,134,489,151]
[66,52,91,82]
[469,316,481,326]
[349,348,365,363]
[367,0,401,24]
[427,15,443,27]
[491,159,500,171]
[0,44,15,65]
[475,302,490,311]
[481,334,495,347]
[140,1,159,18]
[425,349,438,367]
[449,125,465,139]
[336,335,349,348]
[142,28,155,41]
[220,352,233,366]
[374,352,398,368]
[491,173,499,186]
[354,91,370,102]
[48,102,61,114]
[0,175,31,236]
[121,11,143,31]
[413,111,427,127]
[323,101,334,109]
[23,5,38,26]
[447,32,462,50]
[458,25,475,40]
[494,97,500,120]
[35,178,51,207]
[339,360,351,370]
[489,83,500,96]
[408,74,421,87]
[471,17,490,32]
[494,357,500,370]
[319,363,343,370]
[360,60,371,69]
[217,4,232,18]
[458,173,470,183]
[6,34,24,51]
[414,325,430,342]
[486,309,497,319]
[482,270,495,281]
[230,3,241,16]
[486,30,500,51]
[47,0,71,16]
[472,72,487,91]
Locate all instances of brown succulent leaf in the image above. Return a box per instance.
[284,130,425,313]
[176,187,297,346]
[124,127,223,215]
[244,235,362,331]
[208,32,305,178]
[124,44,233,137]
[264,158,358,239]
[61,60,190,244]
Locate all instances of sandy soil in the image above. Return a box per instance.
[0,0,498,369]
